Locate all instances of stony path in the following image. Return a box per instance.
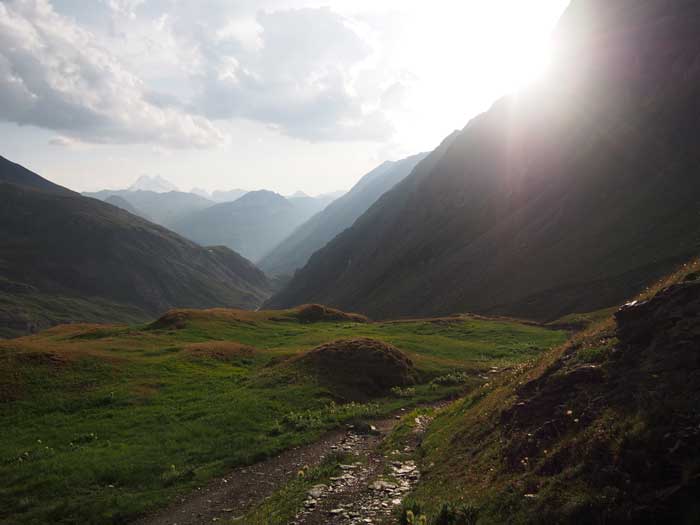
[292,412,436,525]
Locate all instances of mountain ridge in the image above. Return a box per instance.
[172,189,338,262]
[266,0,700,321]
[259,152,431,277]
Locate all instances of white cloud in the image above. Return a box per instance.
[48,135,79,147]
[0,0,223,147]
[0,0,569,154]
[180,6,397,142]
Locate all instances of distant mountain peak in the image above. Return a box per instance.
[289,190,309,198]
[128,175,178,193]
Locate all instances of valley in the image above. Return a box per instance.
[2,0,700,523]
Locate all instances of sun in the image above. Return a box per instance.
[366,0,570,154]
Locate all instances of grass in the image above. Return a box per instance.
[400,258,700,524]
[0,290,148,339]
[0,307,566,524]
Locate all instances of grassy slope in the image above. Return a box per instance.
[0,291,149,339]
[408,259,700,524]
[0,308,565,524]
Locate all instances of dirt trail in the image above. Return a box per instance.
[134,429,348,524]
[136,405,441,525]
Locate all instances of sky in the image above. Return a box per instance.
[0,0,570,195]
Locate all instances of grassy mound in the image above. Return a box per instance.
[147,308,261,330]
[298,338,415,400]
[293,304,369,324]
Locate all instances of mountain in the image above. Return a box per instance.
[84,189,214,227]
[0,156,271,337]
[287,192,338,219]
[259,153,429,277]
[104,194,146,218]
[128,174,178,193]
[0,156,72,195]
[267,0,700,321]
[171,190,335,262]
[211,188,248,203]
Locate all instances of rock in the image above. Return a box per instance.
[370,480,397,491]
[308,484,327,498]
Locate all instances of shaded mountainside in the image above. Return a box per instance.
[267,0,700,321]
[0,156,73,195]
[259,152,429,277]
[84,189,214,227]
[171,190,334,262]
[0,157,272,337]
[412,259,700,524]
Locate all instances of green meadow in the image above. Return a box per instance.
[0,307,566,524]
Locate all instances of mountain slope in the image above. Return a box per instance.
[84,189,214,227]
[412,259,700,524]
[172,190,334,262]
[259,152,429,277]
[105,194,145,217]
[0,157,271,336]
[0,155,72,195]
[267,0,700,321]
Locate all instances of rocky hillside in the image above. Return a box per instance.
[259,152,429,277]
[0,157,272,336]
[267,0,700,321]
[411,258,700,523]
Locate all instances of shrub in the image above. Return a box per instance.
[431,372,471,386]
[275,402,380,433]
[391,386,417,398]
[399,500,424,525]
[434,502,480,525]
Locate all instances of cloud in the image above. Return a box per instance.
[0,0,223,147]
[48,135,79,147]
[186,7,396,141]
[0,0,404,147]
